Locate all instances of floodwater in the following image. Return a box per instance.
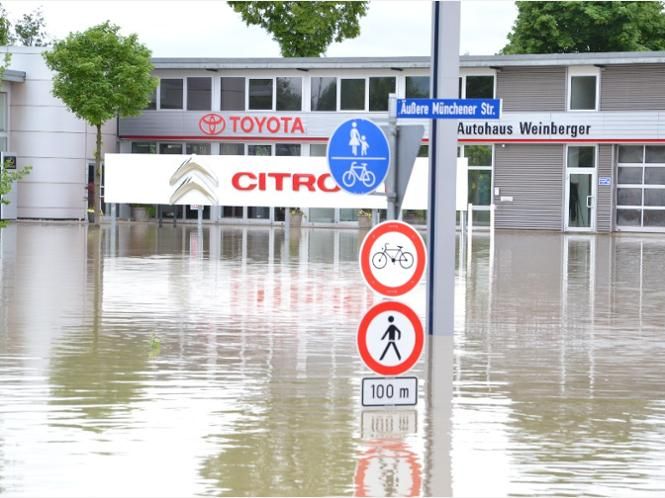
[1,223,665,497]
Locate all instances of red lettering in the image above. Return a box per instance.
[292,173,316,192]
[258,172,266,190]
[232,172,256,191]
[240,117,253,133]
[282,116,292,131]
[267,172,290,191]
[255,116,267,133]
[292,117,305,134]
[267,117,280,133]
[229,116,240,132]
[317,173,341,193]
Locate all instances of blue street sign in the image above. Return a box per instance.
[396,98,501,119]
[327,118,390,195]
[599,176,612,186]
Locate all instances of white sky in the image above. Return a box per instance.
[3,1,518,57]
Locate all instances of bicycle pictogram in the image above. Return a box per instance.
[342,161,376,188]
[371,243,414,270]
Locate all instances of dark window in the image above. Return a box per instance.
[248,144,272,156]
[132,142,156,154]
[340,79,365,110]
[617,188,642,206]
[406,76,429,98]
[311,77,337,111]
[276,144,301,156]
[160,79,183,109]
[221,77,245,111]
[465,76,494,98]
[646,146,665,163]
[369,77,396,111]
[145,89,157,110]
[159,143,183,154]
[185,143,211,155]
[249,79,273,110]
[187,77,211,111]
[570,76,596,110]
[276,77,302,111]
[618,167,643,184]
[618,146,643,163]
[616,209,641,226]
[417,145,428,157]
[468,170,492,205]
[464,145,492,166]
[567,146,595,168]
[220,143,245,155]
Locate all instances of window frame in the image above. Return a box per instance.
[158,78,185,111]
[247,77,275,111]
[458,69,496,99]
[567,66,600,112]
[220,76,246,112]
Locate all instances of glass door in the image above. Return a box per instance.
[565,146,597,231]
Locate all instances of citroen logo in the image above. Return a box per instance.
[169,156,219,204]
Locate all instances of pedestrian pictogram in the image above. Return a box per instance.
[327,118,390,195]
[359,221,426,297]
[357,301,424,376]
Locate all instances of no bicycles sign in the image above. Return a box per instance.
[359,221,427,297]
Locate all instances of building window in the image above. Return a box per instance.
[187,77,211,111]
[247,144,272,156]
[221,77,245,111]
[145,89,156,110]
[309,143,327,156]
[159,143,183,154]
[617,145,665,229]
[132,142,156,154]
[276,77,302,111]
[567,146,595,168]
[465,76,494,98]
[369,77,396,111]
[311,77,336,111]
[160,79,183,109]
[405,76,429,98]
[275,143,301,156]
[185,143,211,155]
[340,78,365,111]
[568,67,599,111]
[220,143,245,155]
[247,144,272,219]
[249,79,273,110]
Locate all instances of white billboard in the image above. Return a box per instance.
[104,153,468,210]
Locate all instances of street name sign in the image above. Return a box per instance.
[396,98,501,119]
[357,301,425,377]
[359,220,427,297]
[327,118,390,195]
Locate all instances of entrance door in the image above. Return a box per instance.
[565,146,597,231]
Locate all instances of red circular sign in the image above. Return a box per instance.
[198,113,226,136]
[359,221,426,297]
[357,301,424,376]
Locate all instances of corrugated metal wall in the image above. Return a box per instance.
[496,67,566,112]
[601,64,665,111]
[596,145,614,232]
[494,144,564,230]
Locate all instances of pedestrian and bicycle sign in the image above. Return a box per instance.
[357,301,424,377]
[359,220,427,297]
[327,118,390,195]
[396,98,502,119]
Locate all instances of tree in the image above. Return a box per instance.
[502,1,665,54]
[43,22,157,224]
[14,7,49,47]
[228,1,369,57]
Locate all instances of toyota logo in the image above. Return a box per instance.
[199,113,225,136]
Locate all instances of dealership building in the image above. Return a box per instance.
[5,46,665,232]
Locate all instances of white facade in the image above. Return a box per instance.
[4,46,117,220]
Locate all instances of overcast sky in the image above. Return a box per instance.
[3,1,518,57]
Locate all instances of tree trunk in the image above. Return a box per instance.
[94,123,103,226]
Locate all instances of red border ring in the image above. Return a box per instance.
[357,301,424,376]
[359,221,427,297]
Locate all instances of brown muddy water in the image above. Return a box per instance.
[1,223,665,497]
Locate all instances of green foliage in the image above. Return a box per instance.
[13,8,48,47]
[0,2,10,46]
[502,1,665,54]
[43,21,157,224]
[228,1,369,57]
[0,164,31,228]
[43,21,157,126]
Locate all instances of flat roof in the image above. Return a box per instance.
[152,51,665,70]
[3,69,25,82]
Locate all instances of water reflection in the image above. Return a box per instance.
[1,224,665,496]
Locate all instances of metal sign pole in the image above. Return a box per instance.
[425,2,459,497]
[386,94,398,221]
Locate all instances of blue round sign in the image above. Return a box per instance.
[327,118,390,195]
